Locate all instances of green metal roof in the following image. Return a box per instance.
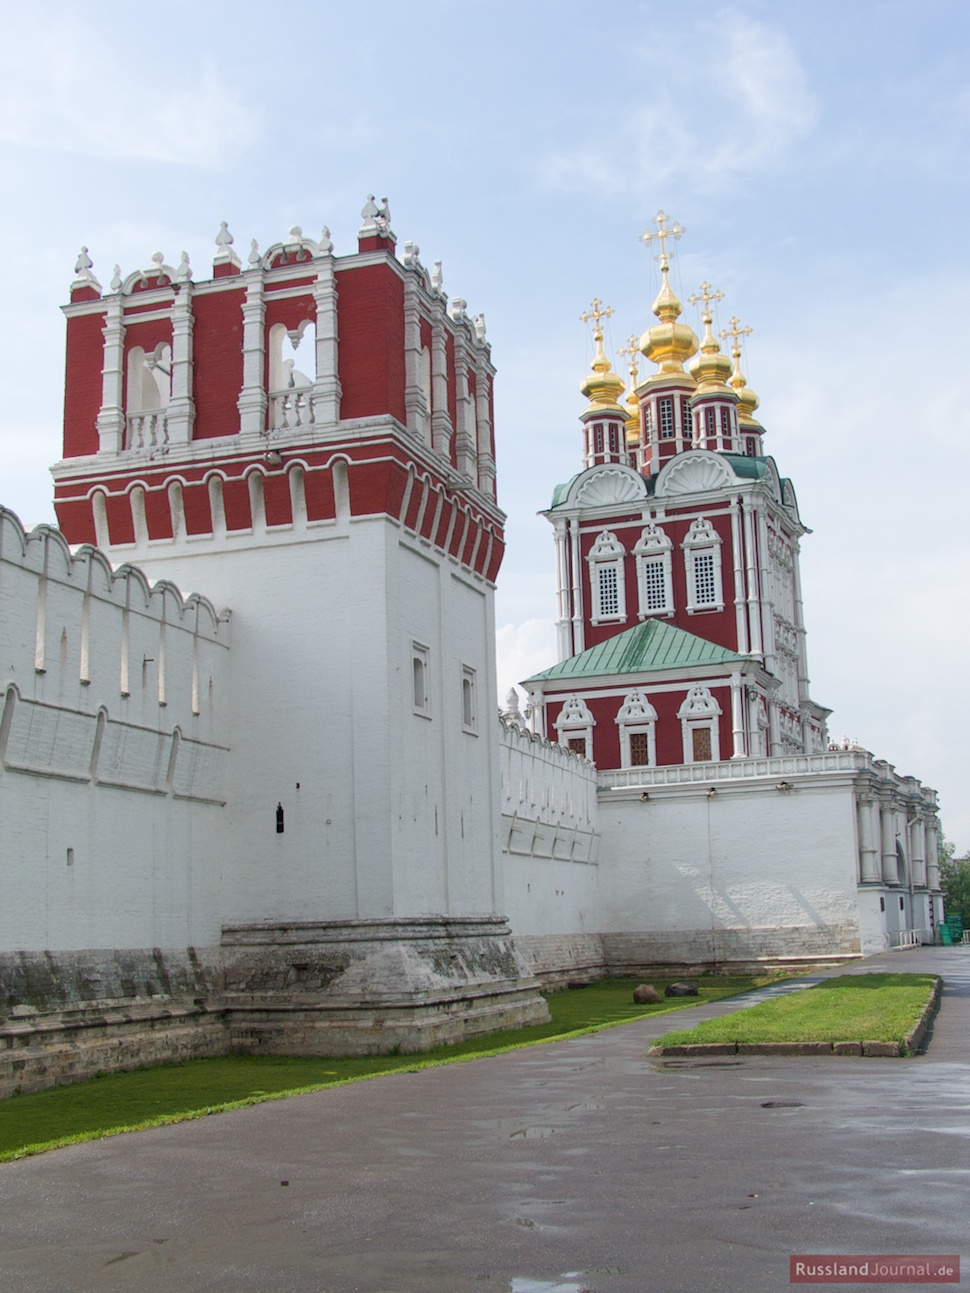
[720,452,768,480]
[524,618,744,683]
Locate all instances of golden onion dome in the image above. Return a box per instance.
[689,312,734,394]
[640,265,699,375]
[730,362,762,429]
[580,329,626,414]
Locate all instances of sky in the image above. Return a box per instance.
[1,0,968,848]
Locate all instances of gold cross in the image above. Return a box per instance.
[688,281,725,315]
[617,334,640,382]
[720,315,753,353]
[580,298,614,340]
[638,210,685,267]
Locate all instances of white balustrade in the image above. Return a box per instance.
[125,411,169,451]
[268,387,315,430]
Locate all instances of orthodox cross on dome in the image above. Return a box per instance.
[688,281,725,318]
[638,210,685,269]
[720,314,753,356]
[617,334,641,384]
[580,297,614,343]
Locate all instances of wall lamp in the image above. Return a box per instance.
[639,792,650,803]
[706,786,718,798]
[775,780,794,793]
[263,449,284,468]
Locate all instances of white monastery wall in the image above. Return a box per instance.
[0,509,229,950]
[499,719,604,981]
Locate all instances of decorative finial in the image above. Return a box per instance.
[618,334,641,386]
[110,265,123,293]
[720,316,761,427]
[319,226,333,253]
[639,210,685,270]
[721,315,753,353]
[579,297,615,345]
[503,688,524,725]
[74,247,94,278]
[215,221,234,249]
[402,240,420,268]
[287,225,303,245]
[688,281,725,316]
[361,194,379,223]
[431,260,444,295]
[248,238,261,267]
[473,313,487,342]
[175,251,192,283]
[448,297,468,322]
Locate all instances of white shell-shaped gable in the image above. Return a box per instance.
[655,451,735,497]
[565,464,648,509]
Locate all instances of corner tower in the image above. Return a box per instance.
[53,200,546,1051]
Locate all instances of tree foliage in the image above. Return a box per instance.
[939,837,970,926]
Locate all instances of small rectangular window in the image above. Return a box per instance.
[643,558,667,612]
[412,642,431,717]
[629,732,651,766]
[461,664,477,734]
[568,737,587,757]
[659,398,674,438]
[598,565,619,616]
[692,727,712,761]
[594,423,604,452]
[746,438,756,457]
[720,406,732,439]
[704,407,717,437]
[693,551,717,605]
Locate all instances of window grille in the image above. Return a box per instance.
[598,566,620,616]
[643,559,667,611]
[629,732,651,766]
[659,398,674,438]
[692,727,713,761]
[693,551,717,605]
[568,737,587,757]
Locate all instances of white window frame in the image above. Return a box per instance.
[633,523,673,618]
[554,694,595,759]
[678,685,722,763]
[461,663,477,735]
[616,689,659,768]
[587,530,627,624]
[412,641,431,718]
[682,517,724,614]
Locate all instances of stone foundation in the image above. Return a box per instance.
[0,918,549,1094]
[512,934,607,987]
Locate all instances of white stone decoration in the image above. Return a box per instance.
[431,260,445,296]
[633,522,673,618]
[72,246,101,292]
[572,465,648,508]
[655,450,735,496]
[554,694,595,758]
[473,313,487,342]
[319,226,333,253]
[175,251,192,283]
[449,297,468,322]
[248,239,261,267]
[110,265,123,293]
[402,240,420,267]
[615,688,659,770]
[678,684,722,763]
[682,516,724,613]
[587,529,627,624]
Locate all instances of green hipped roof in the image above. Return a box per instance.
[524,618,744,683]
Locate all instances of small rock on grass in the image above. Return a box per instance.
[633,984,662,1004]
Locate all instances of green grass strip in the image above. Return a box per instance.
[0,975,776,1161]
[653,973,938,1050]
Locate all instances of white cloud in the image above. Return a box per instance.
[496,617,557,703]
[0,15,257,167]
[539,11,816,195]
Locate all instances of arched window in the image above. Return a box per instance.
[678,685,722,763]
[554,694,595,759]
[615,689,659,768]
[682,517,724,613]
[587,530,627,624]
[633,523,673,618]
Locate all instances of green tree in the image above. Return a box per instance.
[939,837,970,927]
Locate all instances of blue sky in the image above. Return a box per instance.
[1,0,969,848]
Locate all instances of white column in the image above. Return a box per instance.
[909,814,926,887]
[768,697,782,756]
[792,538,811,705]
[857,795,881,883]
[97,296,126,453]
[742,499,763,657]
[756,504,776,675]
[730,499,748,654]
[401,272,426,441]
[569,517,584,655]
[475,361,495,498]
[167,284,195,445]
[554,520,571,661]
[312,255,341,428]
[880,799,898,885]
[430,317,454,460]
[729,670,747,758]
[452,345,476,479]
[925,818,941,889]
[237,274,267,437]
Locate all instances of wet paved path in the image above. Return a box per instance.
[0,948,967,1293]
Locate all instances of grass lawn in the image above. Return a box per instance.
[0,974,772,1161]
[653,973,938,1050]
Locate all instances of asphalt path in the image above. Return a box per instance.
[0,947,966,1293]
